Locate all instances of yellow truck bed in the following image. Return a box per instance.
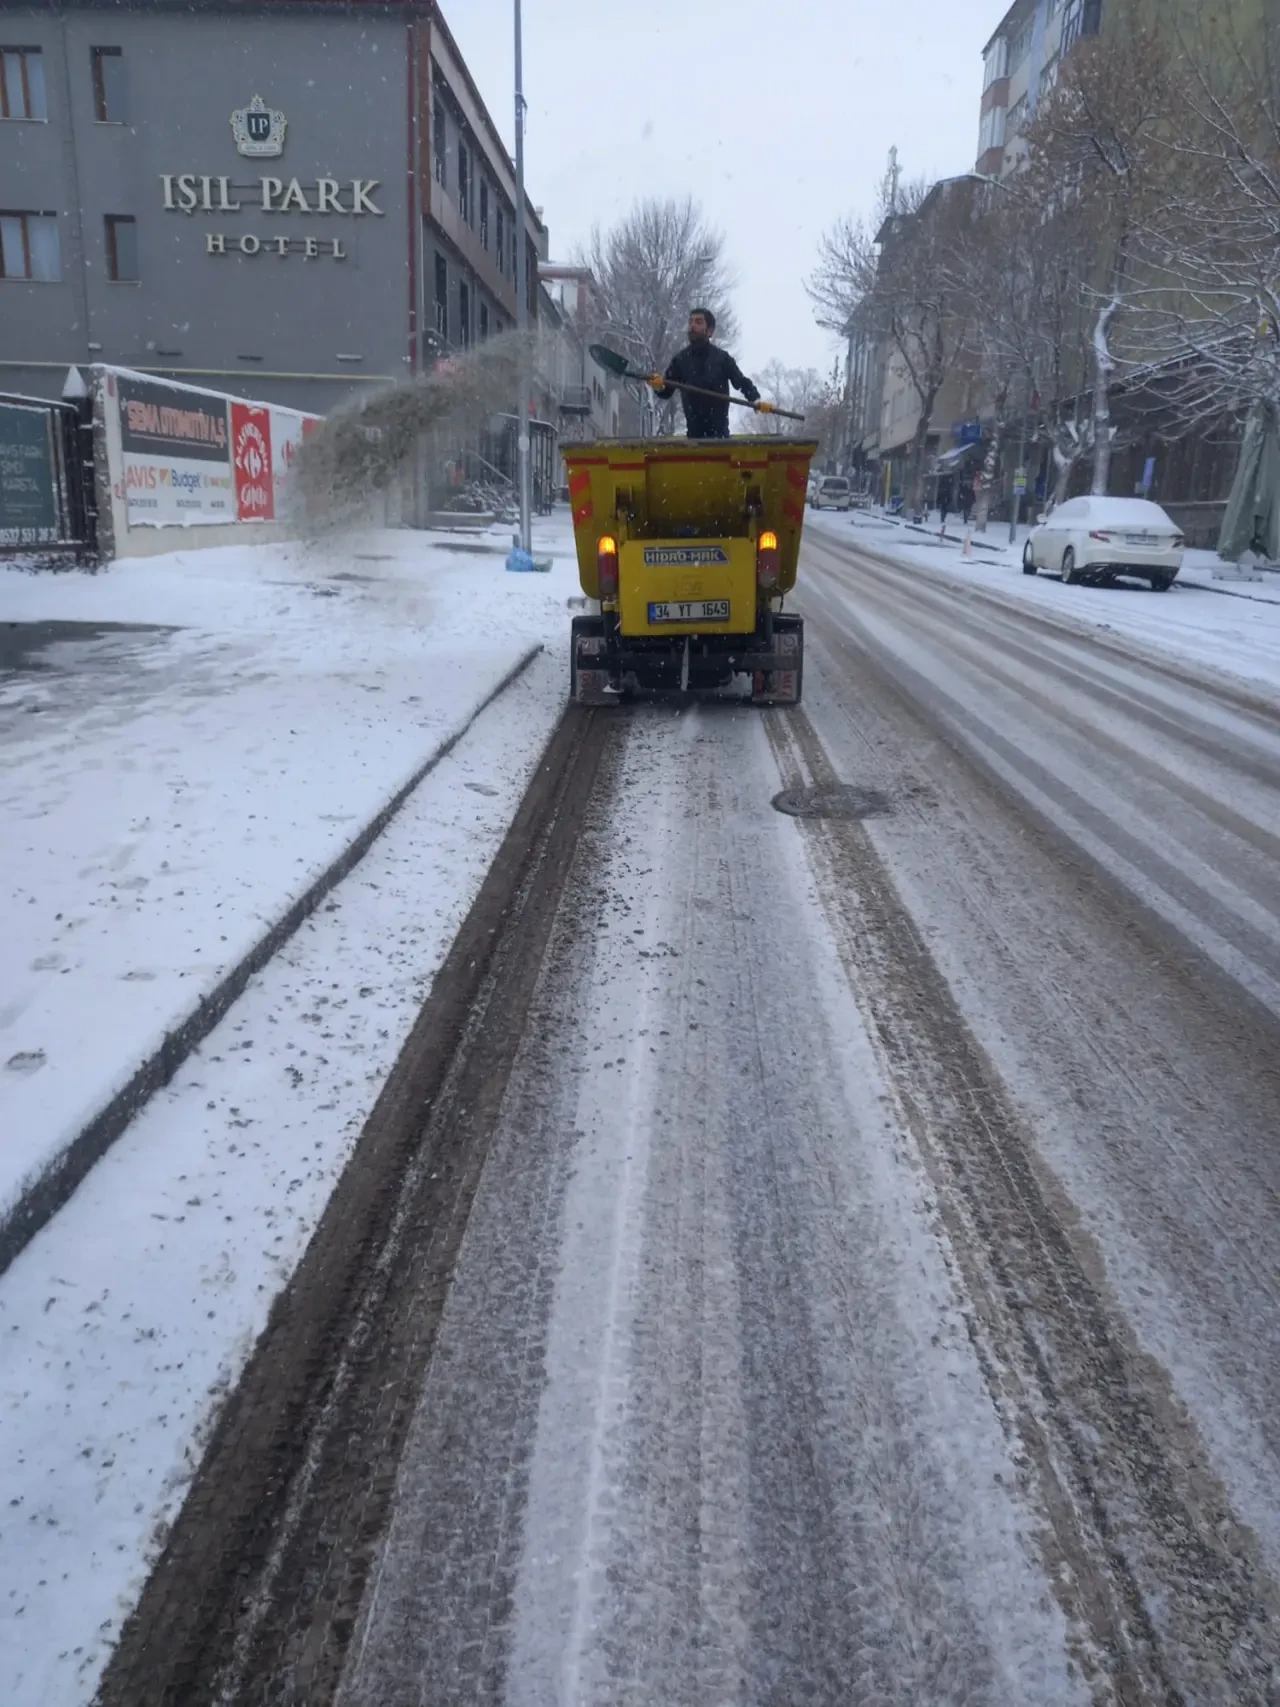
[564,437,817,605]
[562,436,818,707]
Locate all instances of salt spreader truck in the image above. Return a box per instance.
[563,435,820,706]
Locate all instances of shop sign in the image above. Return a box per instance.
[231,402,274,521]
[0,403,58,547]
[116,374,234,526]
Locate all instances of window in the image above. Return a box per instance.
[432,95,446,186]
[91,47,126,122]
[434,252,447,337]
[495,205,505,274]
[457,139,471,223]
[105,214,138,281]
[1040,52,1061,94]
[1062,0,1102,53]
[1,46,47,119]
[982,36,1009,92]
[0,211,60,279]
[1009,22,1034,70]
[978,105,1007,156]
[459,279,471,347]
[479,179,489,248]
[479,300,489,340]
[1007,95,1029,140]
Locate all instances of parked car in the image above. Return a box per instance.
[1023,497,1186,590]
[811,477,852,511]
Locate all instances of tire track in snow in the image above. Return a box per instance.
[500,707,1079,1707]
[767,706,1280,1706]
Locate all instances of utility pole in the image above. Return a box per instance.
[513,0,532,555]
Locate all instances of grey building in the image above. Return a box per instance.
[0,0,547,416]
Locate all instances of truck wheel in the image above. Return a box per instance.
[570,615,612,705]
[752,615,803,707]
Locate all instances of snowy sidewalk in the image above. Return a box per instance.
[807,508,1280,700]
[0,521,579,1261]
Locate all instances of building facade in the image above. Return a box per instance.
[977,0,1100,179]
[0,0,547,417]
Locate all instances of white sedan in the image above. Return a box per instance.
[1023,497,1186,590]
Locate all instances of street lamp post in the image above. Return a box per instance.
[513,0,532,554]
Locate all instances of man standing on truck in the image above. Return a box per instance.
[649,309,770,439]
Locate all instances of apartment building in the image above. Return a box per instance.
[977,0,1101,178]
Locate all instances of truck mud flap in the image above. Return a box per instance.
[752,617,804,707]
[570,617,617,706]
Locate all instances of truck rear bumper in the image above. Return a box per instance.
[610,646,795,673]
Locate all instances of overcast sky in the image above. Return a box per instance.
[445,0,998,378]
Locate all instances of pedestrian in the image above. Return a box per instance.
[960,477,975,527]
[649,308,771,439]
[938,477,953,531]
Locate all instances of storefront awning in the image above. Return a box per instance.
[935,442,978,468]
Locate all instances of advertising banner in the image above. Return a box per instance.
[231,401,274,521]
[268,408,306,517]
[0,403,59,547]
[116,374,234,526]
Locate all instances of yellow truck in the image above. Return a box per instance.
[563,436,819,706]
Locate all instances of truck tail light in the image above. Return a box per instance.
[757,529,779,590]
[597,535,618,598]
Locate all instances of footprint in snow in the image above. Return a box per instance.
[6,1049,47,1076]
[465,782,500,797]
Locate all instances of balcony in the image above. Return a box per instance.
[557,386,593,415]
[1062,0,1102,55]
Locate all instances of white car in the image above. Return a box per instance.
[1023,496,1186,590]
[811,477,852,511]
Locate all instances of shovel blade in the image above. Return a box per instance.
[589,343,634,378]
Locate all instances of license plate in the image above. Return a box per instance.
[648,599,729,624]
[1125,533,1152,546]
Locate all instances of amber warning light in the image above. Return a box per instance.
[597,535,619,598]
[756,529,780,589]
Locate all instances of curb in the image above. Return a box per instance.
[0,643,545,1280]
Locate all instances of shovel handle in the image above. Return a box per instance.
[635,368,806,423]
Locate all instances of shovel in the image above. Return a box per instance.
[589,343,806,422]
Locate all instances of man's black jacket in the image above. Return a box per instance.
[656,341,760,438]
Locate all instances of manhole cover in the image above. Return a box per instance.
[771,784,893,820]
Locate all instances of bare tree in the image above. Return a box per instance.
[809,174,982,512]
[741,363,841,455]
[1130,6,1280,433]
[952,152,1101,513]
[578,197,739,432]
[1027,14,1180,493]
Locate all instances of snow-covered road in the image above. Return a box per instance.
[43,531,1280,1703]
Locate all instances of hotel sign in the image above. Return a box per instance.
[164,96,385,261]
